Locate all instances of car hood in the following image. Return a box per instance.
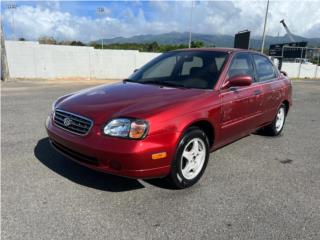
[56,82,211,124]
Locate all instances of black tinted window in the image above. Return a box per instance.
[228,54,254,79]
[253,55,276,81]
[129,51,228,89]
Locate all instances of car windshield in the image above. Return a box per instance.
[127,51,228,89]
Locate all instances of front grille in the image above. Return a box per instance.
[54,109,93,135]
[51,140,99,165]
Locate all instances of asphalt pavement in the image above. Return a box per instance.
[1,80,320,240]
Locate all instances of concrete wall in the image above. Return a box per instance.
[281,62,320,79]
[5,41,160,80]
[5,40,319,80]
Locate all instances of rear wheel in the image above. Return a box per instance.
[167,127,209,189]
[263,104,287,136]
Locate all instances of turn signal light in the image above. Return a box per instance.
[152,152,167,160]
[129,121,148,139]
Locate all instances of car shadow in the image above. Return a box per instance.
[143,178,178,190]
[252,128,284,138]
[34,138,145,192]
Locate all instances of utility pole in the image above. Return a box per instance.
[188,0,194,48]
[96,7,106,49]
[6,2,17,40]
[314,50,319,79]
[261,0,269,53]
[1,23,10,81]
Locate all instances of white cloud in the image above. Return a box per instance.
[232,0,320,37]
[2,1,320,42]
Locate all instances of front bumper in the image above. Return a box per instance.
[46,116,178,179]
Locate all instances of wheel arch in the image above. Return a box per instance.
[182,119,215,148]
[282,99,290,114]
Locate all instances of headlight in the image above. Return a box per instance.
[103,118,148,139]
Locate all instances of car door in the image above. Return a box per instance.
[219,53,263,145]
[252,54,282,124]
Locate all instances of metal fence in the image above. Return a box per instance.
[280,46,320,79]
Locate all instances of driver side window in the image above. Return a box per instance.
[228,54,254,79]
[253,54,277,82]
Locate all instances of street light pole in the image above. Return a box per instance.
[96,7,106,49]
[188,0,194,48]
[261,0,269,53]
[6,3,17,40]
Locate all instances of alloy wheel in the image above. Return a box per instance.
[180,138,206,180]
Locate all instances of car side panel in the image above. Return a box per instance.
[257,76,291,128]
[218,83,263,145]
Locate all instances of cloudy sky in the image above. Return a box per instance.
[1,0,320,42]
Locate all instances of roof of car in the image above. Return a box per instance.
[172,48,259,54]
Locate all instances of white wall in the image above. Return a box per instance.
[5,40,319,80]
[281,62,320,79]
[5,41,160,80]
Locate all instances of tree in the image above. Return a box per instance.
[89,41,190,52]
[147,41,159,52]
[70,41,85,46]
[38,36,57,45]
[191,41,204,48]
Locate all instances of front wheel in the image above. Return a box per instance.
[263,104,287,136]
[167,127,210,189]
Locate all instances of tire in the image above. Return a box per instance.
[263,103,287,136]
[167,127,210,189]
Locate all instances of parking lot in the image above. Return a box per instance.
[2,80,320,240]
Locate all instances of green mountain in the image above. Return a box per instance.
[95,32,320,49]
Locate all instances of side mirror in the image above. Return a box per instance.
[133,69,139,73]
[222,75,252,89]
[280,70,287,77]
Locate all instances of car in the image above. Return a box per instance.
[46,48,292,189]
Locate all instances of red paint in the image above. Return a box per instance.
[46,48,292,179]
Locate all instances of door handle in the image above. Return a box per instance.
[253,90,262,96]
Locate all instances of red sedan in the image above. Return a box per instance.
[46,48,292,188]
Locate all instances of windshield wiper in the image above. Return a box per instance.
[141,79,187,88]
[140,79,162,85]
[123,79,136,83]
[161,81,188,88]
[123,79,146,85]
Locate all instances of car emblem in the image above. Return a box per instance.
[63,117,72,127]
